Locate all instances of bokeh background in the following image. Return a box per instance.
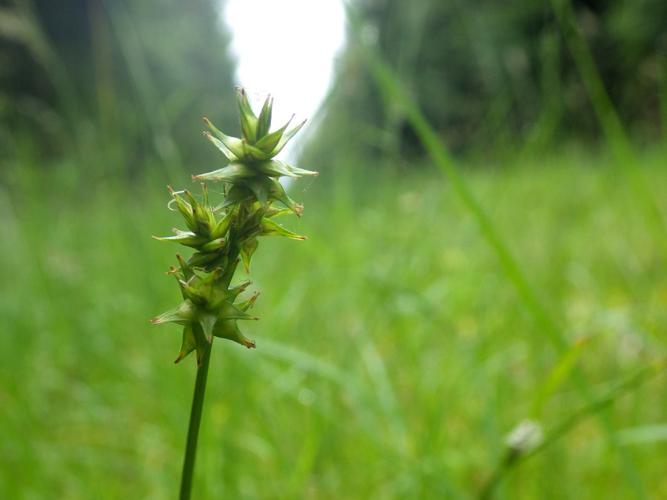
[1,0,666,498]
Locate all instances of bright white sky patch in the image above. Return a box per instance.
[223,0,346,159]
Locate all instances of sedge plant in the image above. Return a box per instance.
[151,88,317,499]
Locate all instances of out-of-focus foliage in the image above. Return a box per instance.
[0,0,237,173]
[304,0,667,164]
[1,151,666,498]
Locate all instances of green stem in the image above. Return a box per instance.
[179,340,213,500]
[179,240,241,499]
[478,456,511,500]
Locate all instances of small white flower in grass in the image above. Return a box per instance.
[505,419,544,455]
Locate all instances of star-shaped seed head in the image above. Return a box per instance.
[152,90,316,364]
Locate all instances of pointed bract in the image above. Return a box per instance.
[228,280,252,299]
[236,87,259,143]
[260,218,306,240]
[169,188,197,232]
[240,237,258,272]
[193,163,256,183]
[210,209,233,240]
[198,313,218,343]
[151,300,196,326]
[267,177,303,215]
[153,230,208,249]
[256,95,273,139]
[204,117,244,159]
[174,324,197,363]
[255,115,293,153]
[272,119,307,156]
[213,319,256,349]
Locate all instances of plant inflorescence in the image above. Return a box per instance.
[152,88,317,364]
[151,88,316,499]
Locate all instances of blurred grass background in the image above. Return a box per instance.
[1,0,667,498]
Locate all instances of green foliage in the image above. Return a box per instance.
[0,0,237,171]
[1,152,666,497]
[305,0,667,163]
[1,2,666,496]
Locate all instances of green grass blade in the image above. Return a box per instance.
[548,0,667,252]
[479,361,666,499]
[343,3,649,496]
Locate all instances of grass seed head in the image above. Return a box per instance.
[153,90,316,363]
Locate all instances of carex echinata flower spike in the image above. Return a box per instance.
[152,90,317,365]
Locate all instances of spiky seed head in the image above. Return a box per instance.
[152,90,316,364]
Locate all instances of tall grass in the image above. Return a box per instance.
[548,0,667,254]
[1,155,666,498]
[345,2,666,496]
[1,1,666,497]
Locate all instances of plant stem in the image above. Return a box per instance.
[179,340,213,500]
[179,245,240,499]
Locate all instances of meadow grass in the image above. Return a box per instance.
[0,149,665,498]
